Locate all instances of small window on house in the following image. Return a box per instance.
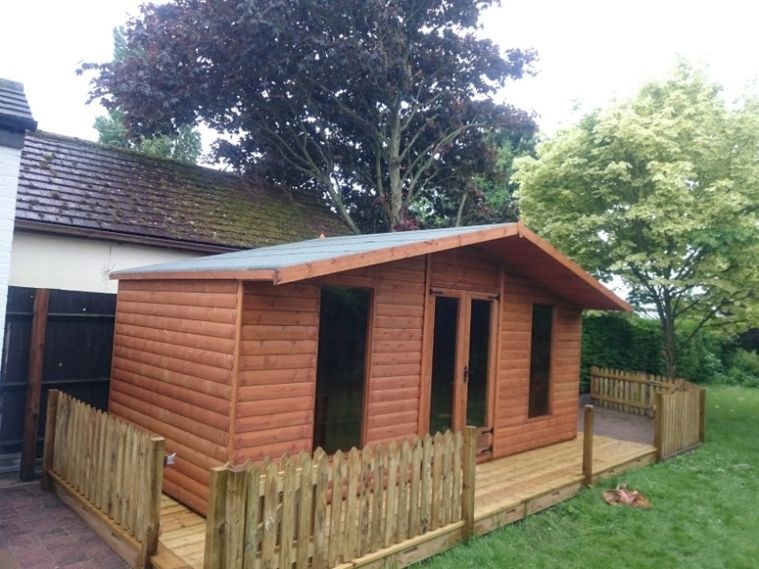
[314,286,371,453]
[528,304,553,418]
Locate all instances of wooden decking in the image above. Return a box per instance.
[474,434,656,534]
[152,434,655,569]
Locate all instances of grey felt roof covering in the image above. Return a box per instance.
[113,223,507,277]
[16,131,349,251]
[0,78,37,131]
[112,222,632,312]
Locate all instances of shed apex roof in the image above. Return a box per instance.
[113,222,631,312]
[0,78,37,132]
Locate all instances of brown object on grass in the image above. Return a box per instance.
[602,483,652,508]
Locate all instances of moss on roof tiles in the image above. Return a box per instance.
[16,131,349,249]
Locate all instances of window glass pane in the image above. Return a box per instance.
[314,286,370,453]
[466,299,492,427]
[528,304,553,418]
[429,296,459,434]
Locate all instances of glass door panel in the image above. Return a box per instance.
[429,296,459,434]
[466,299,492,427]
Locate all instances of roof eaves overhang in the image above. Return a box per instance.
[510,225,632,312]
[272,223,522,285]
[272,221,629,312]
[111,221,631,313]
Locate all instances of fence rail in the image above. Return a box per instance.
[590,366,683,416]
[42,390,165,569]
[590,366,706,460]
[204,428,476,569]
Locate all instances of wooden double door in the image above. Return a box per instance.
[427,289,497,459]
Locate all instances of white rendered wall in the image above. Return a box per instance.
[9,231,202,294]
[0,144,23,362]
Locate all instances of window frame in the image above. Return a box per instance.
[312,284,375,452]
[526,303,556,420]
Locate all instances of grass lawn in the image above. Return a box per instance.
[422,385,759,569]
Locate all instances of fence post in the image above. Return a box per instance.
[582,405,594,486]
[20,288,50,481]
[204,466,230,569]
[41,389,60,490]
[138,436,165,568]
[698,388,706,443]
[654,392,664,461]
[462,426,477,541]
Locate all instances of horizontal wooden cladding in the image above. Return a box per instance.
[493,273,582,459]
[112,367,229,415]
[235,282,319,461]
[117,299,237,325]
[118,288,237,309]
[110,279,239,514]
[241,324,317,341]
[364,257,425,446]
[119,279,238,295]
[431,247,500,292]
[112,356,231,400]
[116,321,234,355]
[113,344,232,385]
[115,332,234,370]
[111,386,228,447]
[117,311,235,340]
[494,419,576,456]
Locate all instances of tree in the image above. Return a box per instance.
[91,28,202,164]
[415,126,536,227]
[94,110,202,163]
[515,64,759,377]
[82,0,535,232]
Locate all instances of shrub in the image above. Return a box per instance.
[579,312,752,391]
[722,349,759,388]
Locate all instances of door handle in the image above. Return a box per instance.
[463,365,469,383]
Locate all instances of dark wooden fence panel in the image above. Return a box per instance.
[0,286,115,467]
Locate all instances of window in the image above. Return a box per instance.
[528,304,553,418]
[313,286,371,453]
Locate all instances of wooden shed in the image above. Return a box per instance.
[108,222,630,514]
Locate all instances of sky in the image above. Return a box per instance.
[1,0,758,142]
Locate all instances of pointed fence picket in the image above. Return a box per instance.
[590,366,706,460]
[204,428,476,569]
[41,390,165,569]
[590,366,686,416]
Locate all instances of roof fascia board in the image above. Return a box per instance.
[513,224,632,312]
[114,269,277,281]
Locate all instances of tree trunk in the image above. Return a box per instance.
[388,107,403,230]
[661,295,678,379]
[454,192,468,227]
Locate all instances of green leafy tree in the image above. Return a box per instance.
[515,64,759,377]
[82,0,535,232]
[91,28,202,164]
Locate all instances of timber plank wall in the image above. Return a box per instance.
[110,280,239,514]
[494,273,581,456]
[108,246,583,514]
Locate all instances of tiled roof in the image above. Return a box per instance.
[15,131,349,251]
[0,78,36,132]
